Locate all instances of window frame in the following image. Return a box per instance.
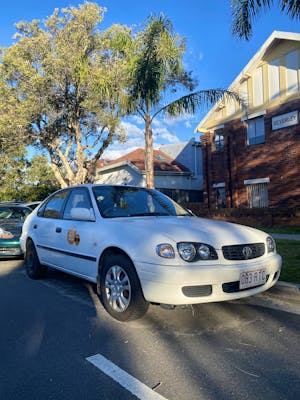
[38,189,70,219]
[213,129,225,152]
[62,188,93,221]
[214,186,226,209]
[247,116,265,146]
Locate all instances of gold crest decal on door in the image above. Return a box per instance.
[67,227,76,244]
[74,233,80,245]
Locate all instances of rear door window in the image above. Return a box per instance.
[39,190,70,219]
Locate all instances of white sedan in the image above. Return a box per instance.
[20,184,282,321]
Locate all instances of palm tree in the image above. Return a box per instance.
[127,14,242,188]
[231,0,300,40]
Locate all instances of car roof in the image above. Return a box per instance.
[0,202,32,210]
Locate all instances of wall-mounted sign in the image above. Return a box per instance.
[272,110,298,130]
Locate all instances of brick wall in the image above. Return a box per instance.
[201,99,300,209]
[185,203,300,227]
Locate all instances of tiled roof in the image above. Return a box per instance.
[98,148,190,173]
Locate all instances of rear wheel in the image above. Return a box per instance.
[99,253,149,321]
[25,240,47,279]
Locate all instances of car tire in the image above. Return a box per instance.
[99,253,149,321]
[25,240,47,279]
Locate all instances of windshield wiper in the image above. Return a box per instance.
[129,212,170,217]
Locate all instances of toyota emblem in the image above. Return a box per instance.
[242,246,253,259]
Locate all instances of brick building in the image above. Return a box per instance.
[196,31,300,209]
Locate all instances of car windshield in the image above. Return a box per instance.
[93,186,191,218]
[0,206,31,220]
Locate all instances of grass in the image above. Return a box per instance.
[275,239,300,284]
[258,226,300,234]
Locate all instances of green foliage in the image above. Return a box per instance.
[276,239,300,284]
[128,13,195,115]
[0,153,59,201]
[231,0,300,40]
[0,3,246,191]
[0,2,133,187]
[126,14,242,188]
[259,226,300,234]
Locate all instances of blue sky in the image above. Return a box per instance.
[1,1,299,159]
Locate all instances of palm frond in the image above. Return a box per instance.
[231,0,273,40]
[280,0,300,19]
[159,89,245,119]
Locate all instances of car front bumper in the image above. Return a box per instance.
[0,239,23,258]
[135,253,282,305]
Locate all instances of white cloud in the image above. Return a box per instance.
[103,115,194,160]
[121,121,144,139]
[153,125,180,145]
[130,115,144,125]
[162,113,195,126]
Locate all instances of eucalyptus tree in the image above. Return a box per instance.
[231,0,300,40]
[0,2,131,187]
[127,14,241,188]
[0,154,58,201]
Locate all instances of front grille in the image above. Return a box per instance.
[222,243,265,260]
[182,285,212,297]
[222,275,269,293]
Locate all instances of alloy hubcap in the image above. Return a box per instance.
[105,265,131,312]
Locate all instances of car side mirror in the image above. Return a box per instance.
[70,207,95,221]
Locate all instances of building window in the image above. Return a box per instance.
[215,187,226,208]
[214,129,224,152]
[247,116,265,145]
[213,183,226,208]
[286,50,299,95]
[252,66,264,106]
[268,58,280,100]
[245,181,269,208]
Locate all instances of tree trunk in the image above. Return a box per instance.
[50,162,68,188]
[144,113,154,188]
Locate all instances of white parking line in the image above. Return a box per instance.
[86,353,168,400]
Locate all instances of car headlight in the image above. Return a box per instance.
[266,236,276,253]
[177,243,197,261]
[0,227,14,239]
[177,242,218,262]
[198,244,212,260]
[156,244,175,258]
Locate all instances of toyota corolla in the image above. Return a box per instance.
[20,184,282,321]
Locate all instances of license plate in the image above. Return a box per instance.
[239,268,267,290]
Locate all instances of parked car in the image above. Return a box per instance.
[20,184,282,321]
[0,204,32,258]
[23,201,41,210]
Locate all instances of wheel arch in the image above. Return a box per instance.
[97,246,143,297]
[98,246,133,273]
[24,236,35,250]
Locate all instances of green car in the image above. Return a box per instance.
[0,203,32,258]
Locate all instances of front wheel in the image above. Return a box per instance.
[99,254,149,321]
[25,240,47,279]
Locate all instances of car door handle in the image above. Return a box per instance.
[33,224,38,229]
[56,227,62,233]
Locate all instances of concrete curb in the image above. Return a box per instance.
[277,280,300,292]
[263,280,300,303]
[271,233,300,240]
